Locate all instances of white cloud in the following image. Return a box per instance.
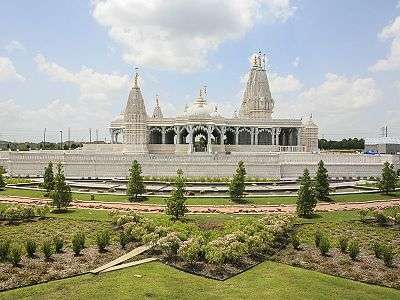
[4,40,25,53]
[269,73,303,93]
[292,56,299,67]
[91,0,296,72]
[369,16,400,72]
[0,57,25,82]
[35,54,129,102]
[299,73,381,112]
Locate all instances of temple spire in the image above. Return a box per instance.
[152,94,163,119]
[133,67,139,88]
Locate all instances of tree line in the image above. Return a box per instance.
[318,138,365,150]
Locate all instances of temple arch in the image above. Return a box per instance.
[258,129,272,145]
[149,127,162,144]
[238,127,251,145]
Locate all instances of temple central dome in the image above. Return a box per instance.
[185,89,212,118]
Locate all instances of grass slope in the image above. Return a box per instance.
[1,261,398,300]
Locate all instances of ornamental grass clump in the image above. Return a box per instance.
[25,239,37,258]
[318,236,331,256]
[53,236,64,253]
[119,230,129,249]
[373,210,388,226]
[372,242,384,259]
[42,240,53,260]
[96,229,111,252]
[338,237,348,254]
[0,239,11,262]
[72,232,86,256]
[348,240,360,261]
[314,230,323,248]
[381,245,395,267]
[10,244,22,266]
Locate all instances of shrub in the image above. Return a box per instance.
[291,233,301,250]
[42,240,53,259]
[338,237,348,254]
[142,232,160,245]
[359,209,369,223]
[53,236,64,253]
[373,211,388,226]
[177,238,203,264]
[348,240,360,261]
[96,229,111,252]
[246,234,266,255]
[372,242,384,259]
[10,244,22,266]
[72,232,86,255]
[119,230,129,249]
[25,239,37,258]
[157,232,182,257]
[0,239,11,261]
[314,230,323,247]
[318,236,331,256]
[382,245,395,267]
[36,205,51,219]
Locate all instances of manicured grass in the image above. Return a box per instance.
[2,187,400,206]
[1,261,398,300]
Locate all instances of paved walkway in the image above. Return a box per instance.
[0,195,399,214]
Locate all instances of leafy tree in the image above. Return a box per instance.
[43,162,54,195]
[51,163,72,211]
[314,160,330,201]
[229,161,247,203]
[378,162,397,195]
[166,169,188,221]
[0,166,5,191]
[126,160,145,202]
[296,169,316,218]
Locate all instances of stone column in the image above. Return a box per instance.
[288,129,293,146]
[235,127,239,145]
[176,126,181,144]
[188,125,193,153]
[161,127,166,144]
[254,128,259,145]
[207,126,212,153]
[110,129,115,144]
[275,128,281,146]
[250,128,254,145]
[297,128,302,150]
[220,127,225,145]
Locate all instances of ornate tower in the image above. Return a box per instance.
[151,94,163,119]
[123,70,148,153]
[239,51,274,120]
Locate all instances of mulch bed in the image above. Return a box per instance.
[0,244,139,291]
[272,245,400,289]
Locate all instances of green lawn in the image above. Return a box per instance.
[1,187,400,206]
[1,261,398,300]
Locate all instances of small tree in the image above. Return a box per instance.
[126,160,145,202]
[166,169,188,221]
[314,160,330,201]
[229,161,247,203]
[378,162,397,195]
[51,163,72,211]
[0,166,5,190]
[43,162,54,196]
[296,169,316,218]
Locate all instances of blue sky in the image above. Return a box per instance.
[0,0,400,142]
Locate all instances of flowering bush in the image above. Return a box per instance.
[178,238,203,264]
[157,232,182,257]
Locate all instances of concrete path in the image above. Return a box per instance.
[99,257,158,274]
[0,195,399,214]
[90,245,152,274]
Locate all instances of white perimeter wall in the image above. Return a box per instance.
[3,150,400,179]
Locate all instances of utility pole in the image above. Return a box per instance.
[60,130,63,150]
[89,128,92,143]
[43,128,46,150]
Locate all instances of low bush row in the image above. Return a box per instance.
[359,208,400,226]
[292,231,396,267]
[0,205,51,223]
[141,175,274,183]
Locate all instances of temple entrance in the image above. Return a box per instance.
[192,128,208,152]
